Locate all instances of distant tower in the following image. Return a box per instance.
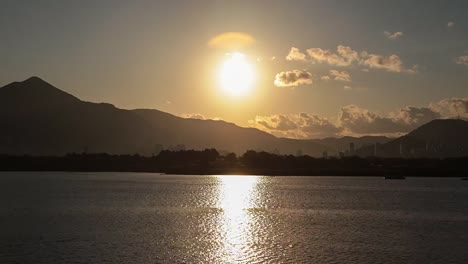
[350,142,355,154]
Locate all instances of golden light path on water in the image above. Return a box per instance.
[216,175,260,263]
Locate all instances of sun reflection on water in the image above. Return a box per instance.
[216,175,259,263]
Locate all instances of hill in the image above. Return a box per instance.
[356,119,468,158]
[0,77,333,155]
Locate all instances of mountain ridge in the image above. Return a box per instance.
[356,118,468,157]
[0,77,317,155]
[0,77,396,156]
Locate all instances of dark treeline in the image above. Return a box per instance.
[0,149,467,177]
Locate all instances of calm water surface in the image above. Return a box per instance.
[1,172,467,263]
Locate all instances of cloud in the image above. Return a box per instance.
[392,107,441,126]
[250,98,467,139]
[252,107,430,138]
[337,45,360,64]
[447,21,455,28]
[287,45,415,73]
[208,32,255,49]
[455,56,468,66]
[274,70,313,87]
[339,105,405,134]
[254,114,298,131]
[181,113,206,120]
[430,98,468,118]
[251,113,342,138]
[384,31,403,40]
[360,54,416,73]
[286,47,307,61]
[339,105,441,135]
[329,70,351,82]
[321,75,331,81]
[306,45,358,66]
[344,85,352,90]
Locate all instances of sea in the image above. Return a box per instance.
[1,172,467,263]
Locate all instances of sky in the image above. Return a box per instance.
[1,0,468,138]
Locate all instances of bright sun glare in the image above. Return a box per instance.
[219,52,255,97]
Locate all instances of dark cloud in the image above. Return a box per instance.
[250,98,468,139]
[360,54,416,73]
[430,98,468,118]
[256,114,298,131]
[251,113,342,139]
[339,105,406,134]
[339,105,440,135]
[274,70,313,87]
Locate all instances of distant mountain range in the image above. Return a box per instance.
[1,77,464,158]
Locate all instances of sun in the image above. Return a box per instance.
[219,52,255,97]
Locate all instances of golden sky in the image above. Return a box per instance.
[1,1,467,138]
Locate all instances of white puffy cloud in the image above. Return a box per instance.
[329,70,351,82]
[274,70,313,87]
[360,54,416,73]
[337,45,360,63]
[455,56,468,66]
[360,54,402,72]
[286,47,307,61]
[384,31,403,40]
[286,45,416,73]
[306,45,358,66]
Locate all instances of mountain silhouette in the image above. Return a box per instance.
[4,77,463,157]
[0,77,339,156]
[356,119,468,157]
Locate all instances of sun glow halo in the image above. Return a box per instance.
[219,53,255,97]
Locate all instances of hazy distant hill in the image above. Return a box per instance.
[356,119,468,158]
[0,77,394,156]
[310,136,391,154]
